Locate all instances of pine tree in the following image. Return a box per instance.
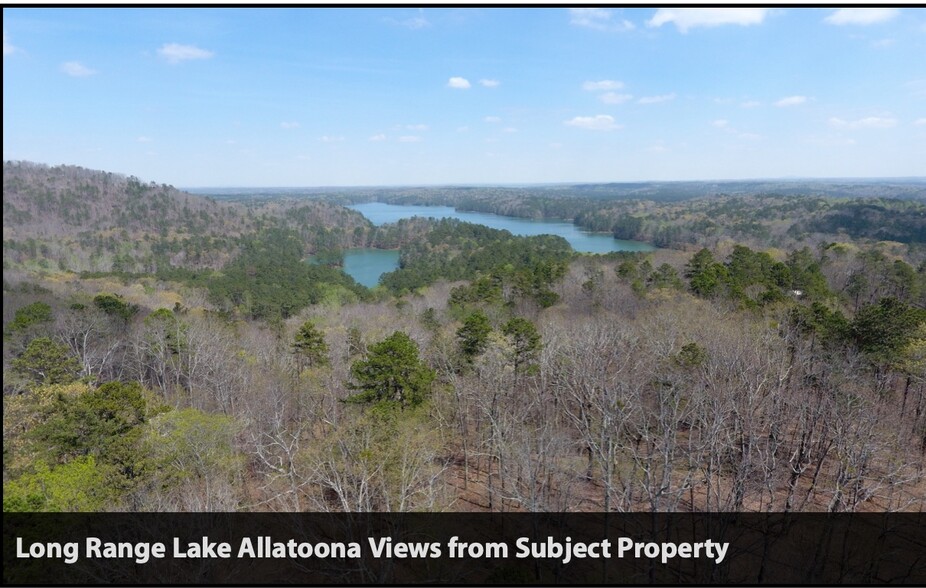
[348,331,435,409]
[293,321,329,370]
[456,311,492,362]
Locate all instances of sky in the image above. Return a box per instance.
[3,7,925,187]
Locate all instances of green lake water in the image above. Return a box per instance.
[342,248,401,288]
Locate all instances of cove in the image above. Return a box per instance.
[348,202,655,254]
[342,248,400,288]
[341,202,655,287]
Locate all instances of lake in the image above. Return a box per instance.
[342,248,400,288]
[341,202,655,287]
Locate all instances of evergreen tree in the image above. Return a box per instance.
[456,311,492,362]
[347,331,435,409]
[6,302,53,337]
[12,337,81,386]
[292,321,329,369]
[685,248,728,297]
[502,317,541,378]
[852,298,926,363]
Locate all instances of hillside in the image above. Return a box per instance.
[3,161,244,238]
[2,161,374,273]
[3,162,925,517]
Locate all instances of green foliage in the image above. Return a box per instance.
[650,263,683,290]
[457,311,492,362]
[92,293,138,322]
[798,200,926,244]
[348,331,436,409]
[449,276,504,309]
[31,381,152,491]
[684,245,829,307]
[502,317,541,377]
[144,307,187,356]
[12,337,81,386]
[420,307,440,332]
[786,248,830,300]
[208,228,367,320]
[888,260,920,303]
[727,245,777,288]
[675,342,708,368]
[789,302,850,348]
[6,302,53,337]
[3,457,111,512]
[686,249,729,298]
[852,298,926,364]
[616,259,639,281]
[380,219,573,303]
[144,409,241,488]
[312,247,345,267]
[293,321,329,369]
[612,215,645,241]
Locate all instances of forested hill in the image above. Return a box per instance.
[2,161,371,241]
[2,161,245,238]
[2,161,375,273]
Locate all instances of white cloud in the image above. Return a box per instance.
[502,127,518,133]
[4,30,20,56]
[870,38,896,48]
[447,76,471,89]
[398,135,422,142]
[479,79,500,88]
[713,119,761,140]
[638,93,676,104]
[319,135,345,143]
[740,100,761,108]
[570,8,611,30]
[136,136,152,143]
[157,43,214,64]
[484,116,502,123]
[369,133,387,142]
[647,8,768,33]
[280,121,301,129]
[828,116,897,130]
[388,16,430,30]
[806,135,857,148]
[456,126,470,133]
[60,61,97,77]
[824,9,899,26]
[775,95,807,107]
[569,8,635,32]
[600,92,633,104]
[407,17,430,29]
[385,9,430,29]
[583,80,623,91]
[564,114,622,131]
[914,118,926,126]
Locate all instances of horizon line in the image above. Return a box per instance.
[182,176,926,191]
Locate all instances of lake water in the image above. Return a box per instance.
[341,202,655,286]
[348,202,654,253]
[342,248,400,288]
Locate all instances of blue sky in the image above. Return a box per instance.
[3,7,925,187]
